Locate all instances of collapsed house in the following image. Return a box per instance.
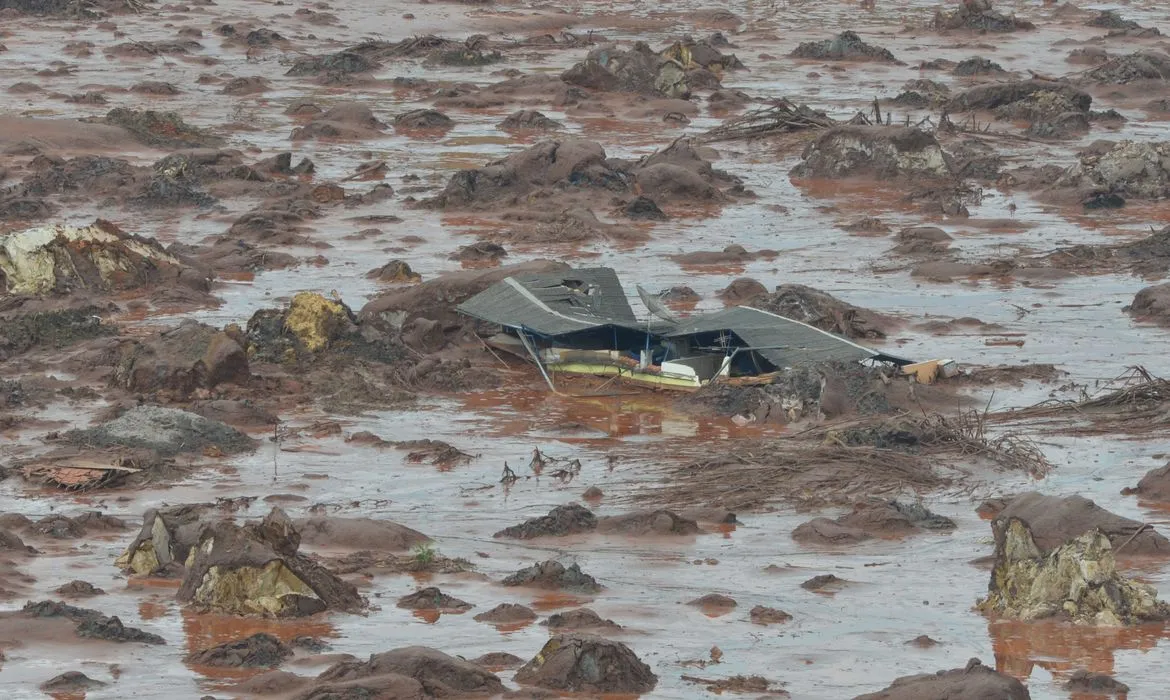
[457,267,951,391]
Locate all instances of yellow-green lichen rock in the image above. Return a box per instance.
[284,292,351,353]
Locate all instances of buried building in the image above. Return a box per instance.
[457,267,954,391]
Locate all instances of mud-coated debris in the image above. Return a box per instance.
[750,605,792,624]
[296,516,429,551]
[750,284,893,339]
[597,510,699,536]
[117,504,213,576]
[315,646,505,696]
[791,126,951,181]
[40,671,107,692]
[932,0,1033,32]
[790,31,898,63]
[188,633,293,667]
[101,108,224,148]
[67,406,256,458]
[854,658,1028,699]
[393,109,453,130]
[947,79,1090,113]
[494,503,598,539]
[1087,10,1140,30]
[500,110,561,131]
[543,607,622,631]
[0,220,190,296]
[366,259,421,283]
[502,561,602,593]
[1055,140,1170,200]
[1065,670,1128,695]
[515,634,657,694]
[472,652,525,670]
[474,603,537,623]
[1081,51,1170,84]
[994,492,1169,556]
[793,500,955,545]
[953,56,1005,76]
[717,277,767,305]
[114,321,248,396]
[77,615,165,644]
[801,574,846,592]
[563,41,712,98]
[396,587,473,612]
[177,507,367,617]
[54,580,105,597]
[623,195,667,220]
[979,503,1170,623]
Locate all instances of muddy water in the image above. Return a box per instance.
[5,0,1170,697]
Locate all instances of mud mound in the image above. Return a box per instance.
[932,0,1034,32]
[791,126,950,181]
[367,260,421,283]
[187,633,292,667]
[994,492,1170,554]
[40,672,106,693]
[394,109,453,130]
[100,108,223,148]
[793,500,955,544]
[1082,51,1170,84]
[790,31,898,63]
[597,510,699,536]
[494,503,597,539]
[750,605,792,624]
[1123,463,1170,502]
[515,634,657,694]
[114,321,247,396]
[1125,283,1170,324]
[396,587,472,612]
[291,103,385,140]
[854,658,1029,699]
[77,615,165,644]
[67,406,255,457]
[296,516,429,551]
[979,521,1169,624]
[315,646,505,696]
[177,508,366,617]
[15,155,136,200]
[117,504,213,576]
[1055,140,1170,200]
[0,220,189,297]
[500,110,561,131]
[750,284,893,339]
[54,580,104,597]
[544,608,622,631]
[502,561,602,593]
[953,56,1005,76]
[474,603,536,623]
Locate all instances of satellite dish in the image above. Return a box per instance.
[636,284,681,324]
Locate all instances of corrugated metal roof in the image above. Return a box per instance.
[665,306,909,368]
[457,267,642,336]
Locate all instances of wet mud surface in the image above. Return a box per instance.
[4,0,1170,698]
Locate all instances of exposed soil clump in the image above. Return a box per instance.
[932,0,1034,32]
[501,561,602,593]
[514,634,657,694]
[187,633,292,668]
[396,587,472,612]
[953,56,1005,76]
[177,507,366,617]
[494,503,597,539]
[0,306,114,360]
[563,38,739,99]
[1126,283,1170,324]
[790,127,951,182]
[854,658,1029,699]
[472,652,524,670]
[393,109,453,130]
[313,646,505,697]
[793,500,955,545]
[790,31,898,64]
[597,509,699,536]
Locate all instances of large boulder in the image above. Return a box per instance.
[854,658,1029,699]
[245,291,360,363]
[177,508,366,617]
[790,127,952,181]
[314,646,505,696]
[114,320,248,395]
[116,504,215,576]
[0,220,197,297]
[514,634,657,694]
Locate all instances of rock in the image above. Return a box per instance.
[502,561,602,593]
[994,492,1169,556]
[315,646,505,696]
[102,108,224,148]
[472,652,524,670]
[67,406,256,458]
[660,286,699,303]
[953,56,1005,76]
[236,670,309,695]
[932,1,1034,32]
[500,110,561,130]
[366,259,422,283]
[0,220,191,296]
[0,527,33,553]
[187,633,292,667]
[114,320,248,395]
[396,587,472,612]
[543,608,622,631]
[117,504,213,576]
[474,603,536,623]
[597,510,699,536]
[1065,670,1128,694]
[790,31,898,63]
[978,520,1170,624]
[296,516,429,551]
[791,126,951,181]
[750,605,792,624]
[77,615,165,644]
[177,508,367,617]
[623,195,667,220]
[854,658,1029,699]
[494,503,598,539]
[40,671,107,692]
[906,635,940,647]
[54,580,105,597]
[393,109,453,130]
[749,284,893,339]
[515,634,657,694]
[246,292,359,362]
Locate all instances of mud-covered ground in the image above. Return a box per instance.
[4,0,1170,698]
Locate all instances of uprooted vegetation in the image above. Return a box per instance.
[992,366,1170,436]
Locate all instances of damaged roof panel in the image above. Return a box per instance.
[665,306,910,368]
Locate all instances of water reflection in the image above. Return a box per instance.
[989,617,1170,685]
